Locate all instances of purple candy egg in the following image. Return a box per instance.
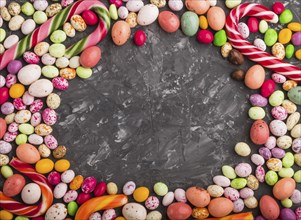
[81,176,97,193]
[255,216,266,220]
[292,138,301,153]
[1,102,14,115]
[295,207,301,218]
[291,32,301,46]
[280,208,297,220]
[7,60,23,74]
[258,147,271,160]
[271,147,286,158]
[249,94,268,107]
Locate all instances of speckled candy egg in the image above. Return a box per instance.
[61,170,75,183]
[0,154,9,166]
[251,154,265,166]
[5,74,16,88]
[271,106,288,120]
[29,99,43,113]
[146,211,162,220]
[265,136,276,149]
[0,140,12,154]
[13,98,26,110]
[89,212,102,220]
[1,102,14,115]
[191,207,209,219]
[8,122,18,132]
[63,22,76,38]
[41,53,56,65]
[292,138,301,153]
[53,145,67,159]
[145,196,160,210]
[31,112,42,127]
[272,42,285,60]
[247,175,259,190]
[174,188,187,202]
[290,189,301,204]
[29,79,53,98]
[70,15,86,32]
[162,191,174,206]
[23,51,40,64]
[244,196,258,209]
[82,176,97,193]
[21,19,36,35]
[45,203,67,220]
[21,183,41,204]
[207,185,224,197]
[60,68,76,80]
[48,171,61,185]
[102,209,116,220]
[235,163,252,177]
[38,144,51,157]
[266,158,282,171]
[213,175,231,187]
[15,110,31,123]
[42,108,57,125]
[249,94,268,107]
[28,134,43,145]
[269,120,287,137]
[239,187,254,199]
[44,135,58,149]
[63,190,78,203]
[272,73,286,84]
[255,166,265,183]
[123,181,136,195]
[35,123,53,136]
[117,6,128,19]
[238,22,249,38]
[233,199,244,213]
[54,182,68,199]
[46,93,61,109]
[34,42,49,56]
[254,38,266,51]
[224,187,239,201]
[52,77,69,90]
[122,203,147,220]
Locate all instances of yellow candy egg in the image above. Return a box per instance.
[0,210,13,220]
[199,15,208,29]
[35,158,54,174]
[296,49,301,60]
[70,175,84,190]
[278,28,292,44]
[115,217,126,220]
[107,182,118,195]
[54,159,70,172]
[9,83,25,98]
[288,22,301,32]
[133,186,149,202]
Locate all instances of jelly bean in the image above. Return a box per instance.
[264,29,277,46]
[133,30,146,46]
[278,28,292,45]
[272,2,284,15]
[285,44,295,59]
[288,22,301,32]
[279,9,293,24]
[82,10,98,25]
[197,30,213,44]
[199,15,208,29]
[291,32,301,46]
[259,20,268,34]
[296,49,301,60]
[247,17,258,33]
[213,29,227,46]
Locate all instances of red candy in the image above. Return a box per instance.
[77,192,91,205]
[0,87,9,105]
[247,17,259,33]
[94,181,107,197]
[197,30,214,44]
[272,2,285,15]
[109,0,123,8]
[134,30,146,46]
[47,171,61,185]
[82,10,99,26]
[260,80,276,97]
[80,46,101,68]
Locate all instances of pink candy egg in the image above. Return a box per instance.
[81,176,97,193]
[48,171,61,185]
[0,87,10,105]
[61,170,75,183]
[197,30,214,44]
[94,181,107,197]
[13,98,26,110]
[3,132,17,142]
[224,187,239,201]
[30,99,44,113]
[271,106,288,120]
[5,74,17,88]
[145,196,160,210]
[272,2,284,14]
[52,77,69,90]
[44,134,58,149]
[61,0,74,7]
[63,190,78,203]
[247,17,259,33]
[102,209,116,220]
[272,73,286,84]
[82,10,99,25]
[8,122,19,133]
[77,192,91,205]
[42,108,57,125]
[109,0,122,8]
[22,91,35,106]
[1,102,14,115]
[7,60,23,74]
[31,112,42,127]
[133,30,146,46]
[23,51,40,64]
[260,80,276,97]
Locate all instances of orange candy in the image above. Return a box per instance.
[9,83,25,98]
[70,175,84,190]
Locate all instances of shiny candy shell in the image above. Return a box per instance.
[162,191,174,206]
[61,170,75,183]
[122,203,147,220]
[42,108,57,126]
[238,22,249,39]
[63,190,78,203]
[137,4,159,26]
[224,187,239,201]
[80,46,101,68]
[23,51,40,64]
[174,188,186,202]
[206,6,225,31]
[269,120,287,137]
[112,21,131,46]
[250,120,269,145]
[145,196,160,210]
[52,77,69,90]
[21,183,41,204]
[158,11,180,33]
[54,182,68,199]
[123,181,136,195]
[70,15,86,32]
[29,79,53,98]
[168,0,183,11]
[271,106,287,120]
[167,202,192,220]
[45,203,67,220]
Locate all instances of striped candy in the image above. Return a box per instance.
[226,3,301,83]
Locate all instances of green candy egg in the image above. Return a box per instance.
[50,30,67,43]
[222,165,236,179]
[67,201,78,216]
[230,178,247,189]
[225,0,241,9]
[153,182,168,196]
[1,165,13,178]
[109,4,118,20]
[281,198,293,208]
[285,44,295,59]
[213,30,227,47]
[279,9,293,24]
[33,11,47,25]
[259,20,268,34]
[282,152,294,168]
[42,65,59,78]
[15,134,28,145]
[181,11,199,37]
[76,66,93,79]
[287,86,301,105]
[49,44,66,58]
[294,170,301,183]
[0,28,6,43]
[15,216,30,220]
[19,123,34,135]
[265,170,278,186]
[264,28,278,47]
[248,106,265,120]
[278,167,294,178]
[269,90,284,107]
[21,2,35,16]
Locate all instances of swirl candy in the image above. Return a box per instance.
[75,194,128,220]
[0,157,53,217]
[226,3,301,83]
[0,0,111,71]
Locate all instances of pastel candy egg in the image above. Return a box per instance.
[145,196,160,210]
[63,22,76,38]
[61,170,75,183]
[80,46,101,68]
[286,112,300,131]
[154,182,168,196]
[1,165,13,178]
[7,60,22,75]
[283,98,297,113]
[50,30,67,43]
[290,189,301,204]
[0,75,5,87]
[33,0,48,11]
[291,124,301,138]
[55,57,69,69]
[23,51,40,64]
[225,0,241,9]
[235,163,252,177]
[123,181,136,195]
[18,64,41,86]
[272,42,285,60]
[206,6,225,31]
[21,183,41,204]
[249,94,268,107]
[0,140,12,154]
[49,44,66,58]
[54,182,68,199]
[34,42,49,56]
[18,124,34,135]
[46,93,61,109]
[35,123,53,136]
[244,65,265,90]
[31,112,42,127]
[29,79,53,98]
[15,110,31,123]
[42,108,57,125]
[102,209,116,220]
[269,90,284,106]
[224,187,239,201]
[69,56,80,68]
[22,92,34,106]
[251,154,265,166]
[240,187,254,199]
[250,120,269,145]
[272,73,286,84]
[33,11,47,24]
[279,9,293,24]
[112,21,131,46]
[248,107,265,120]
[122,203,147,220]
[264,29,278,46]
[237,22,249,39]
[0,154,9,166]
[89,212,101,220]
[185,0,209,15]
[0,28,6,42]
[28,134,43,145]
[16,144,40,164]
[146,211,162,220]
[1,102,14,115]
[117,6,128,19]
[271,106,287,120]
[254,38,266,51]
[70,15,86,32]
[233,198,244,213]
[288,86,301,105]
[158,11,180,33]
[234,142,251,156]
[181,11,199,37]
[44,134,58,149]
[278,28,292,44]
[76,66,93,79]
[8,122,18,132]
[4,35,19,49]
[168,0,183,11]
[207,185,224,197]
[45,203,67,220]
[269,120,287,136]
[174,188,187,202]
[41,53,56,65]
[42,66,59,78]
[292,138,301,153]
[126,0,144,12]
[52,77,69,90]
[213,175,230,187]
[82,176,97,193]
[162,191,174,206]
[63,190,78,203]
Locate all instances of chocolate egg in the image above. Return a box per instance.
[158,11,180,33]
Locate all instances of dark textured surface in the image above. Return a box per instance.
[1,0,301,218]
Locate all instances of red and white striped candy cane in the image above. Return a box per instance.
[226,3,301,83]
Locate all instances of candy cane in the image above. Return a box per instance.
[75,194,128,220]
[0,0,110,71]
[226,3,301,83]
[0,158,53,217]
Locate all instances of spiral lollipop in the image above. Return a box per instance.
[226,3,301,83]
[0,0,110,70]
[0,158,53,217]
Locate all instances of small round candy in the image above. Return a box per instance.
[33,0,48,11]
[168,0,183,11]
[7,60,22,74]
[21,2,35,16]
[145,196,160,210]
[117,6,128,19]
[82,10,98,25]
[133,30,146,46]
[9,83,25,98]
[153,182,168,196]
[33,11,47,24]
